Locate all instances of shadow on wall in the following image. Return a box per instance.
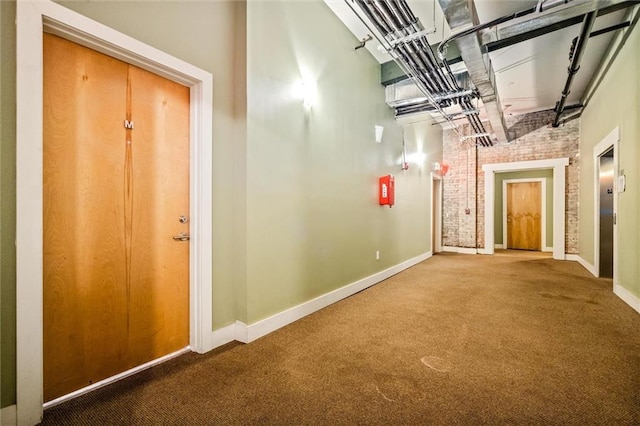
[506,109,570,140]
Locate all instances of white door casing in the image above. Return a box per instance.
[482,158,569,260]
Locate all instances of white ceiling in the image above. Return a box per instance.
[326,0,628,122]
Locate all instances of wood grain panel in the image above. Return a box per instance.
[506,182,542,251]
[44,33,129,401]
[43,33,190,402]
[127,65,190,367]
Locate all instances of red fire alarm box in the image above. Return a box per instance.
[379,174,395,207]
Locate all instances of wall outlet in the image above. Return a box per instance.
[376,250,380,260]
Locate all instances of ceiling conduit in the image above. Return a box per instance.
[552,11,597,127]
[349,0,493,147]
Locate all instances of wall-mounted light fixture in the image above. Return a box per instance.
[406,152,426,166]
[293,77,317,108]
[375,125,384,143]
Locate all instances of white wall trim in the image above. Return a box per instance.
[495,244,504,249]
[1,405,17,426]
[569,254,639,315]
[543,247,553,253]
[204,252,433,348]
[483,158,569,260]
[441,246,478,254]
[502,178,546,250]
[592,127,619,279]
[16,1,213,423]
[566,254,598,277]
[613,285,640,314]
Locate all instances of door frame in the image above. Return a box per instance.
[430,173,442,253]
[482,158,568,259]
[16,1,213,423]
[593,127,619,280]
[502,178,546,251]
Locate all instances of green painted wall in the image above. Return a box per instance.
[245,1,441,324]
[1,0,17,409]
[0,0,442,406]
[579,22,639,298]
[494,170,553,249]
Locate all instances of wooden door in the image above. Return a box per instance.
[506,182,542,251]
[43,33,190,402]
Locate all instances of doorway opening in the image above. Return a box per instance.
[593,127,619,280]
[598,148,614,278]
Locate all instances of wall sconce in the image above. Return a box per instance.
[375,125,384,143]
[406,152,426,167]
[294,78,317,108]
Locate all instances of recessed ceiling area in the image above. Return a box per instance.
[325,0,638,144]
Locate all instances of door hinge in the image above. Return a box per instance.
[614,213,617,225]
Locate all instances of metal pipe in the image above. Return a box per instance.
[349,0,466,134]
[539,0,571,12]
[413,39,457,92]
[384,0,416,28]
[410,43,449,93]
[371,1,406,37]
[552,11,597,127]
[589,21,631,37]
[358,1,394,37]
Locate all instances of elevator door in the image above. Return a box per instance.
[599,150,614,278]
[43,33,190,402]
[506,182,542,251]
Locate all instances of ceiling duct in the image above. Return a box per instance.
[346,0,493,146]
[438,0,509,144]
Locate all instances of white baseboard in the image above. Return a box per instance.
[614,284,640,314]
[442,246,478,254]
[494,244,504,249]
[566,255,638,315]
[206,251,433,348]
[1,404,17,425]
[566,254,597,277]
[457,247,478,255]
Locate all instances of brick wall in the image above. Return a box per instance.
[442,109,580,253]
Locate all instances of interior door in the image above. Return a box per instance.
[43,33,190,402]
[506,182,542,251]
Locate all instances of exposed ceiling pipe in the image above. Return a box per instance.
[538,0,572,13]
[552,11,597,127]
[349,1,471,131]
[347,0,493,144]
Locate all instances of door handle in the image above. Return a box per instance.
[173,232,190,241]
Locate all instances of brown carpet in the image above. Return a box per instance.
[42,252,640,425]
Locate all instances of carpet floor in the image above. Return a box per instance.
[42,252,640,425]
